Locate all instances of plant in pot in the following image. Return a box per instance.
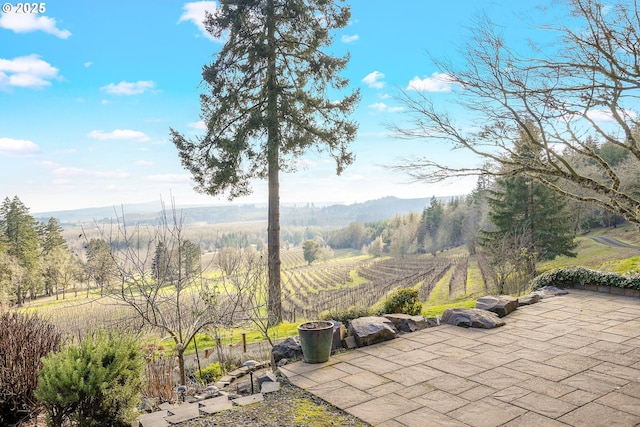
[297,321,334,363]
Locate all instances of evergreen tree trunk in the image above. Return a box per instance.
[266,0,281,324]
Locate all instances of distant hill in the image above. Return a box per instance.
[33,196,456,228]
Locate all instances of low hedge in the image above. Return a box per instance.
[530,267,640,291]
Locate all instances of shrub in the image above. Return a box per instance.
[319,306,371,326]
[194,361,232,385]
[530,267,640,291]
[0,312,61,426]
[378,288,422,316]
[35,331,145,427]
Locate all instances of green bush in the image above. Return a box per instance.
[35,331,145,427]
[319,306,371,326]
[0,313,61,426]
[194,361,234,385]
[530,267,640,291]
[378,288,422,316]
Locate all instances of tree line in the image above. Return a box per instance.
[0,196,78,307]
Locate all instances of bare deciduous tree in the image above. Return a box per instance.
[482,228,537,295]
[392,0,640,226]
[94,203,239,386]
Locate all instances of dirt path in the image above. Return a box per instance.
[590,235,640,249]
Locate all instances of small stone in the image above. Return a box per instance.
[261,381,280,393]
[331,321,346,350]
[257,371,277,387]
[343,335,357,349]
[232,393,264,406]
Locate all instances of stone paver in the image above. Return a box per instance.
[281,290,640,426]
[164,403,201,424]
[558,402,639,426]
[231,393,264,406]
[199,396,234,414]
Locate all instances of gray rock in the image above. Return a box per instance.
[425,317,440,327]
[276,358,290,367]
[383,313,428,332]
[260,381,280,394]
[330,321,346,350]
[476,295,518,318]
[518,293,541,306]
[534,286,569,298]
[257,371,277,387]
[343,335,357,349]
[348,316,398,347]
[271,336,303,363]
[139,397,158,413]
[441,308,506,329]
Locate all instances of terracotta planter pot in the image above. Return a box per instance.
[297,321,334,363]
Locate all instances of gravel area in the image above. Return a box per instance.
[176,375,370,427]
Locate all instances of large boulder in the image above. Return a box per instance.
[518,293,541,306]
[348,316,398,347]
[476,295,518,318]
[383,313,428,332]
[271,336,303,364]
[441,308,506,329]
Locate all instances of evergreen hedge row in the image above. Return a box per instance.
[530,267,640,291]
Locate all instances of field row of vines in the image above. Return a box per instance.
[278,249,490,322]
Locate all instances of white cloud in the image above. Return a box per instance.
[362,71,385,89]
[0,137,40,157]
[369,102,387,112]
[188,120,207,130]
[178,1,218,41]
[145,174,192,183]
[135,160,154,166]
[406,72,457,92]
[100,80,155,95]
[100,99,109,105]
[39,160,60,168]
[0,55,60,89]
[368,103,403,113]
[87,129,151,142]
[52,167,129,179]
[84,61,92,68]
[0,12,71,38]
[95,170,129,179]
[341,34,359,43]
[585,109,637,123]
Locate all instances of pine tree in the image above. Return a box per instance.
[0,197,40,305]
[482,172,577,269]
[170,0,359,323]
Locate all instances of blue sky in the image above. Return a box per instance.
[0,0,557,213]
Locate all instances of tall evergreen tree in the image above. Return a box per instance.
[417,197,444,255]
[170,0,359,323]
[85,238,115,296]
[482,173,577,270]
[39,217,67,256]
[482,124,577,271]
[0,197,40,305]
